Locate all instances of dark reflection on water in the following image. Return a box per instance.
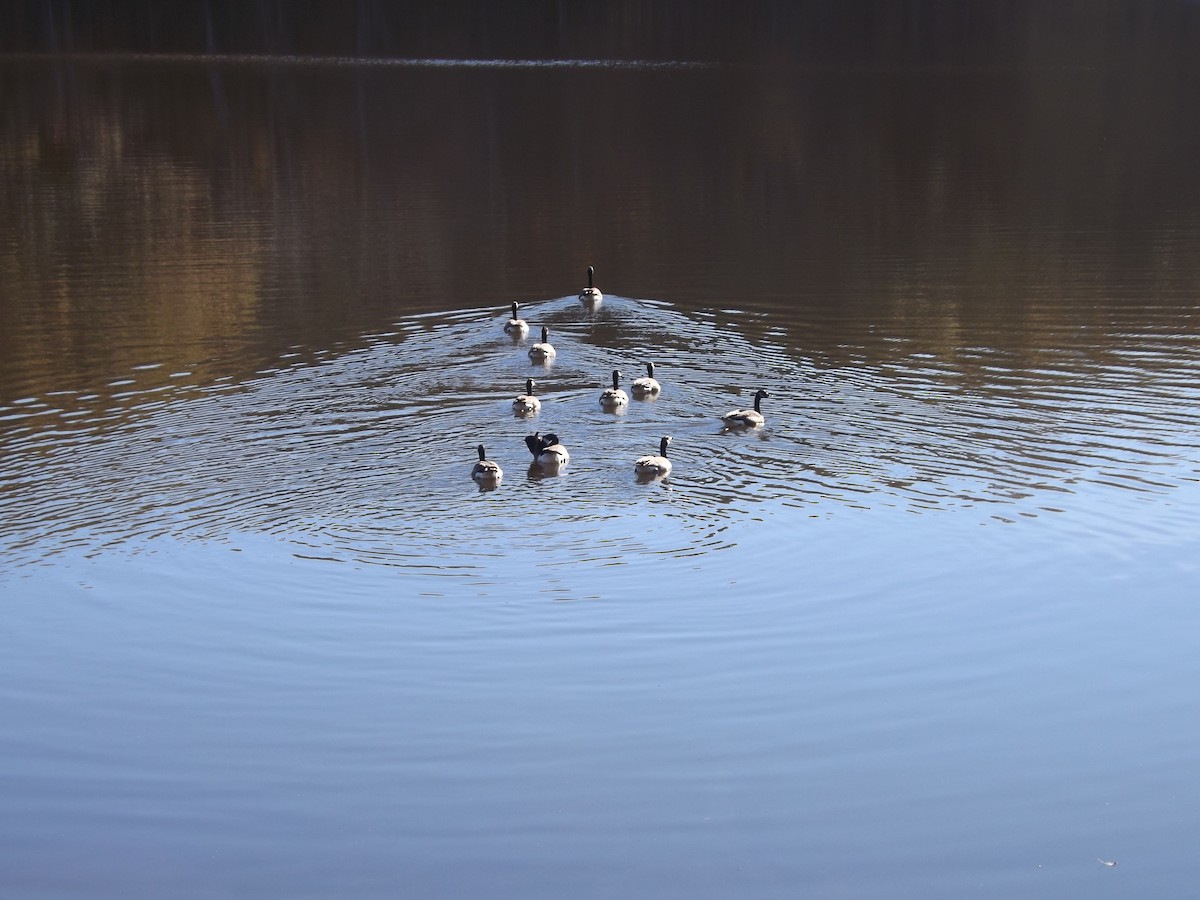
[2,54,1199,395]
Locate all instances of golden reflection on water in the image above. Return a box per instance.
[2,56,1199,397]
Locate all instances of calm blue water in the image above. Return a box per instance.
[3,52,1200,898]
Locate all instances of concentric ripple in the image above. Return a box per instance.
[3,294,1200,573]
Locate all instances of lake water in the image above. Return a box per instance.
[2,43,1200,899]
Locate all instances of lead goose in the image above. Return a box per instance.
[525,431,569,468]
[528,326,556,362]
[504,301,529,335]
[634,436,672,478]
[631,362,661,396]
[512,378,541,415]
[721,388,770,428]
[470,444,503,484]
[599,369,628,410]
[579,265,603,306]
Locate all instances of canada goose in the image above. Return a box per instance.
[528,326,556,362]
[513,378,541,415]
[579,265,603,305]
[722,388,770,428]
[599,369,629,409]
[471,444,503,484]
[631,361,661,396]
[504,301,528,334]
[525,431,569,467]
[634,436,672,478]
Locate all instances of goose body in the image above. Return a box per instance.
[525,431,569,468]
[512,378,541,415]
[722,389,770,428]
[599,369,629,410]
[634,436,673,478]
[579,265,603,305]
[504,301,529,334]
[631,361,661,396]
[528,326,556,362]
[471,444,503,484]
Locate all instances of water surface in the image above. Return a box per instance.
[2,47,1200,899]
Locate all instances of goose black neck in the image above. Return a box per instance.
[587,266,594,289]
[611,370,620,390]
[477,444,487,461]
[525,378,534,394]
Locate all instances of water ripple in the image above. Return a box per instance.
[3,295,1200,572]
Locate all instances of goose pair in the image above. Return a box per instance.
[472,434,568,486]
[599,361,660,409]
[504,302,554,364]
[507,261,599,338]
[503,301,552,362]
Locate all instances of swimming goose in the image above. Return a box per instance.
[512,378,541,415]
[599,369,629,410]
[722,388,770,428]
[471,444,503,484]
[634,436,672,478]
[525,431,569,468]
[579,265,603,305]
[528,326,556,362]
[631,362,661,396]
[504,301,529,334]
